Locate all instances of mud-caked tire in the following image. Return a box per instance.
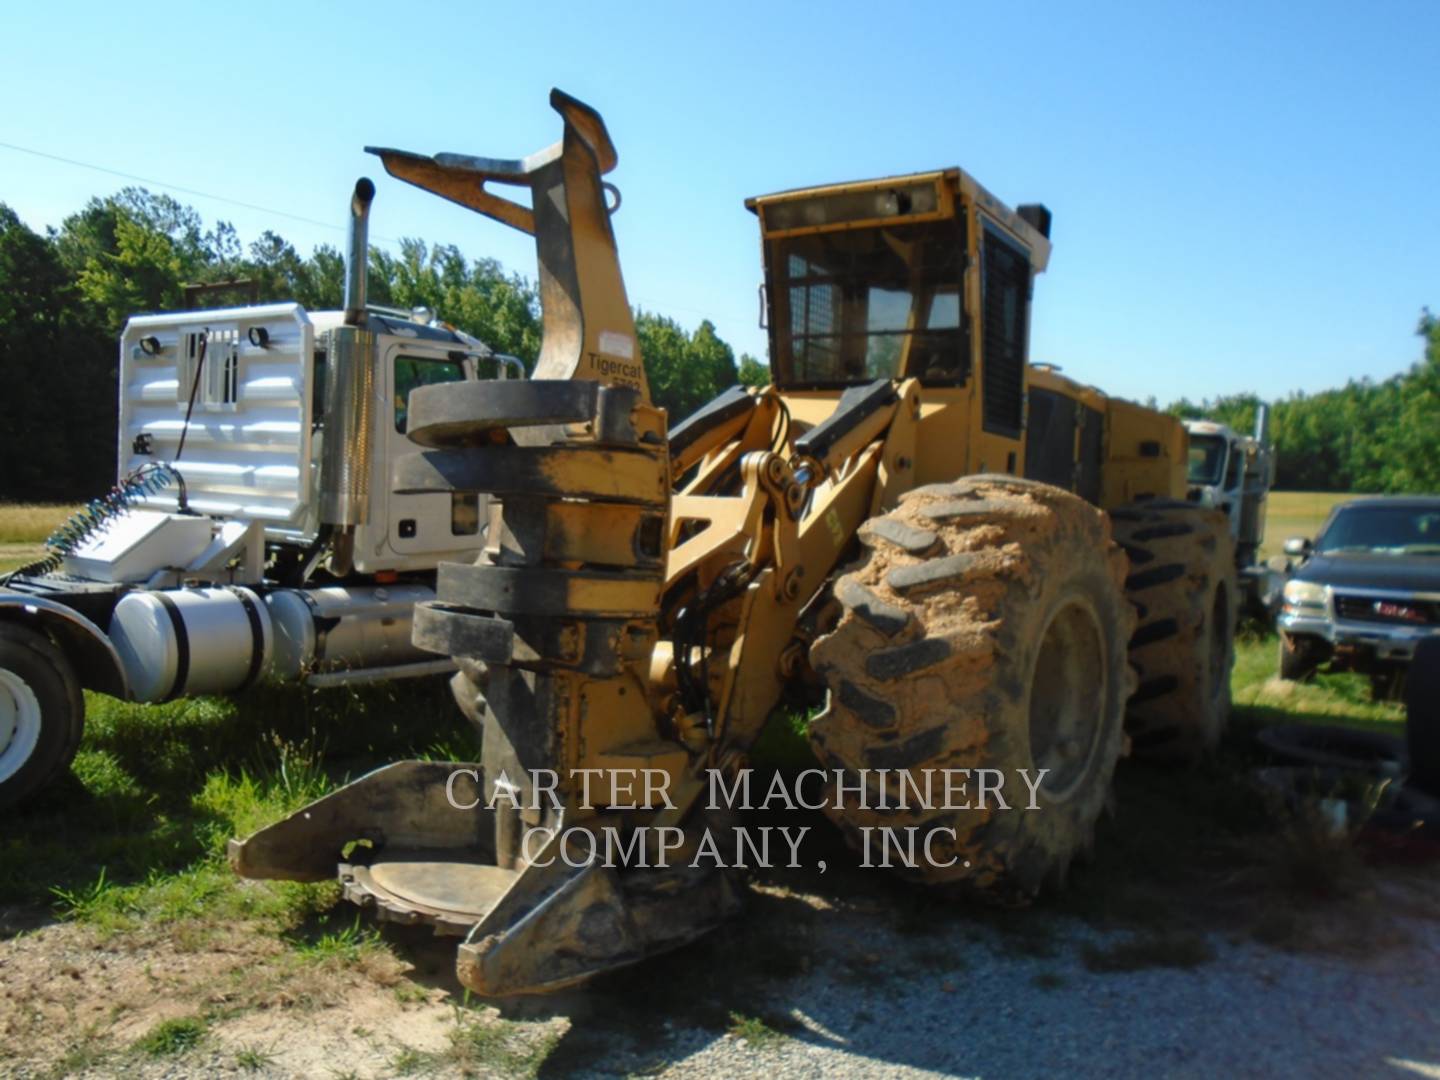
[808,476,1135,900]
[1109,500,1236,761]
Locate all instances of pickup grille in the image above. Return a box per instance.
[1333,593,1440,626]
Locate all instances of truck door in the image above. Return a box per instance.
[383,345,480,557]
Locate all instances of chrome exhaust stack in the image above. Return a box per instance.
[320,179,378,564]
[343,178,375,326]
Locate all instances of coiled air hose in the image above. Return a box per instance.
[1,462,185,584]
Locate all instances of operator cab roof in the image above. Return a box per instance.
[745,167,1052,273]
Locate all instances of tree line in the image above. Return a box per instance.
[0,187,1434,501]
[1164,310,1439,493]
[0,188,767,501]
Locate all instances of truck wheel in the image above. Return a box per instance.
[0,623,85,809]
[808,476,1134,900]
[1109,501,1236,761]
[1278,631,1322,682]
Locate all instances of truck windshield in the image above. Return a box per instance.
[1317,506,1440,556]
[1187,434,1227,485]
[766,220,968,387]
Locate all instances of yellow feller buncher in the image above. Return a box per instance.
[230,91,1236,995]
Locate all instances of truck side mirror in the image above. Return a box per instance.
[1283,537,1311,557]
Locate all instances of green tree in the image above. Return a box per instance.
[737,354,769,387]
[1163,323,1437,494]
[636,312,741,420]
[0,205,115,497]
[1388,310,1440,492]
[362,240,541,365]
[297,244,345,310]
[75,213,189,330]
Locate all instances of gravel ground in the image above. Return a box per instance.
[6,874,1439,1079]
[640,910,1440,1080]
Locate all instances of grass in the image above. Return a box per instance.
[0,502,78,544]
[0,502,78,574]
[447,1018,559,1077]
[288,915,384,964]
[235,1045,277,1071]
[5,678,473,929]
[727,1011,793,1050]
[134,1015,208,1056]
[1231,625,1404,728]
[386,1015,561,1078]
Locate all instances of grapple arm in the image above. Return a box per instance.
[367,89,645,399]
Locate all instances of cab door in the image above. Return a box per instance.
[383,344,483,557]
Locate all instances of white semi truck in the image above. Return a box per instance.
[0,179,518,807]
[1184,407,1282,619]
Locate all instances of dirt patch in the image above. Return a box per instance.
[0,919,564,1078]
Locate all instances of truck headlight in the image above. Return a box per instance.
[1282,580,1326,608]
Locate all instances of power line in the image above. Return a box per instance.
[0,138,400,240]
[0,137,766,347]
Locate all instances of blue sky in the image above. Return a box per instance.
[2,0,1435,404]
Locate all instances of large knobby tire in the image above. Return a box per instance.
[808,475,1134,900]
[0,622,85,809]
[1109,501,1236,761]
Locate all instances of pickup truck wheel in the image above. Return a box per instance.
[808,476,1134,900]
[0,623,85,808]
[1278,631,1322,682]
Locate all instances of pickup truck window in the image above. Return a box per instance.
[1317,506,1440,556]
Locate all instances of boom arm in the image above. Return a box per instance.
[368,89,647,400]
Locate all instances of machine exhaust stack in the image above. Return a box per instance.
[320,179,378,546]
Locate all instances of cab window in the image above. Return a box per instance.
[394,355,465,434]
[766,219,969,388]
[1187,434,1227,486]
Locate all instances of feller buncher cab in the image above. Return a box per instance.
[746,169,1185,503]
[231,91,1237,997]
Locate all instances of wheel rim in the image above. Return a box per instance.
[1027,598,1107,801]
[0,668,43,785]
[1208,585,1230,706]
